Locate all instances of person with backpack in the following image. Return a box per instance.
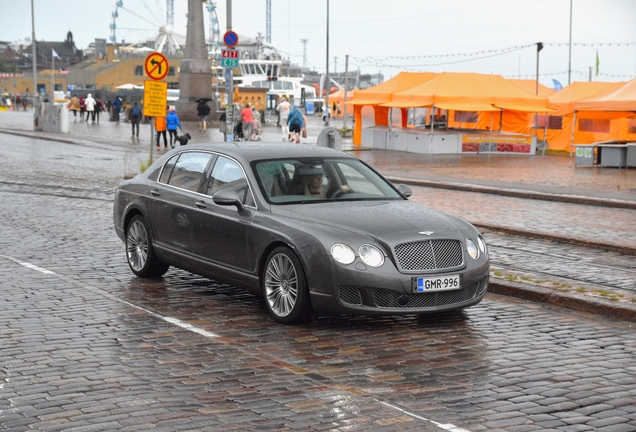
[196,100,211,133]
[129,101,142,137]
[112,96,122,123]
[287,105,305,144]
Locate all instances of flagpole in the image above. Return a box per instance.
[51,48,54,102]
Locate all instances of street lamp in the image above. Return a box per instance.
[31,0,37,99]
[324,0,330,126]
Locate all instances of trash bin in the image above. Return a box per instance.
[598,144,627,168]
[626,144,636,168]
[306,101,314,116]
[574,145,595,167]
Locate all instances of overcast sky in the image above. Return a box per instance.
[2,0,635,87]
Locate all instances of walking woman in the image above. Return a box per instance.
[166,106,183,148]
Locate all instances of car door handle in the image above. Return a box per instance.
[150,189,160,197]
[195,200,207,209]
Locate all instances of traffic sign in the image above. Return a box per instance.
[144,52,169,81]
[143,80,168,117]
[223,30,239,48]
[221,49,239,68]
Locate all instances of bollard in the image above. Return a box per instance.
[328,130,336,149]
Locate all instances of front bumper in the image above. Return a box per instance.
[303,252,490,316]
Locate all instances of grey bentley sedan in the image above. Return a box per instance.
[113,143,490,324]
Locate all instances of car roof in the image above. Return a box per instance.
[180,142,354,163]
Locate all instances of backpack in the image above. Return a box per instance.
[203,104,210,115]
[131,105,141,119]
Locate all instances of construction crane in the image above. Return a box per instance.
[266,0,271,43]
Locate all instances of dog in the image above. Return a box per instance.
[175,132,191,146]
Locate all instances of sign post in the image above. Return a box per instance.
[144,52,169,163]
[223,30,238,142]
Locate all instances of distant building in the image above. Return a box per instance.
[20,31,83,73]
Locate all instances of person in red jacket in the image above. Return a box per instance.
[240,103,253,141]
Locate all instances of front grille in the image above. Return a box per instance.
[393,240,463,271]
[373,281,480,309]
[339,286,363,305]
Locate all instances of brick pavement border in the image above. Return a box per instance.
[488,280,636,323]
[387,176,636,211]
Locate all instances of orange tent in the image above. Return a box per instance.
[536,81,636,151]
[324,88,356,118]
[347,72,439,144]
[508,79,555,97]
[575,77,636,112]
[382,72,550,112]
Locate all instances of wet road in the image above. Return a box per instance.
[1,134,636,431]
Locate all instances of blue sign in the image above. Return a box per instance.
[223,31,238,48]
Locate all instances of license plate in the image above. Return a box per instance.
[414,275,461,293]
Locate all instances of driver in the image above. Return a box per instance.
[297,165,349,198]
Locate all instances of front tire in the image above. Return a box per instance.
[125,215,169,278]
[263,247,312,324]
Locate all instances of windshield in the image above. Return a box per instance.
[253,157,403,204]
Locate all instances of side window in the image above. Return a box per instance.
[167,152,213,192]
[134,65,143,76]
[207,156,255,207]
[159,154,179,183]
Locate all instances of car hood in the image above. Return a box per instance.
[271,200,471,245]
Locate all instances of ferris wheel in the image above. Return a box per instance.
[109,0,221,55]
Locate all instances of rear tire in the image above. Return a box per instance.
[125,215,169,278]
[263,247,313,324]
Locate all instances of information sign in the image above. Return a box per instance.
[221,49,239,68]
[143,80,168,117]
[144,52,169,81]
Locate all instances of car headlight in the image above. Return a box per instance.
[359,244,384,267]
[466,238,479,260]
[477,235,488,255]
[331,243,355,264]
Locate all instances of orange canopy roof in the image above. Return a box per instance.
[382,72,550,112]
[508,79,555,97]
[548,81,625,115]
[574,77,636,111]
[346,71,438,105]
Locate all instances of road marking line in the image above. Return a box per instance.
[2,253,470,430]
[0,255,57,275]
[376,400,471,431]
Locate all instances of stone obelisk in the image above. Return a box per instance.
[174,0,212,121]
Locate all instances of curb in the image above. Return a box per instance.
[488,279,636,323]
[387,176,636,211]
[472,223,636,256]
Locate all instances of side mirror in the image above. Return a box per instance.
[213,189,244,210]
[396,183,413,198]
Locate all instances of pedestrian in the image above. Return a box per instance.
[166,106,183,148]
[22,94,27,111]
[276,96,291,141]
[251,106,261,140]
[15,94,21,110]
[128,101,142,138]
[155,109,168,150]
[67,94,80,120]
[95,98,103,123]
[240,103,253,141]
[112,96,122,123]
[218,108,227,141]
[287,105,305,144]
[196,99,211,133]
[85,93,96,122]
[79,95,86,121]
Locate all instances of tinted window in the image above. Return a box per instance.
[254,158,402,204]
[166,152,213,192]
[207,156,255,207]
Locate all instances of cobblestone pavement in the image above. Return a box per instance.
[1,186,636,431]
[1,112,636,430]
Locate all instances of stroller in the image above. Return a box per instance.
[233,117,245,141]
